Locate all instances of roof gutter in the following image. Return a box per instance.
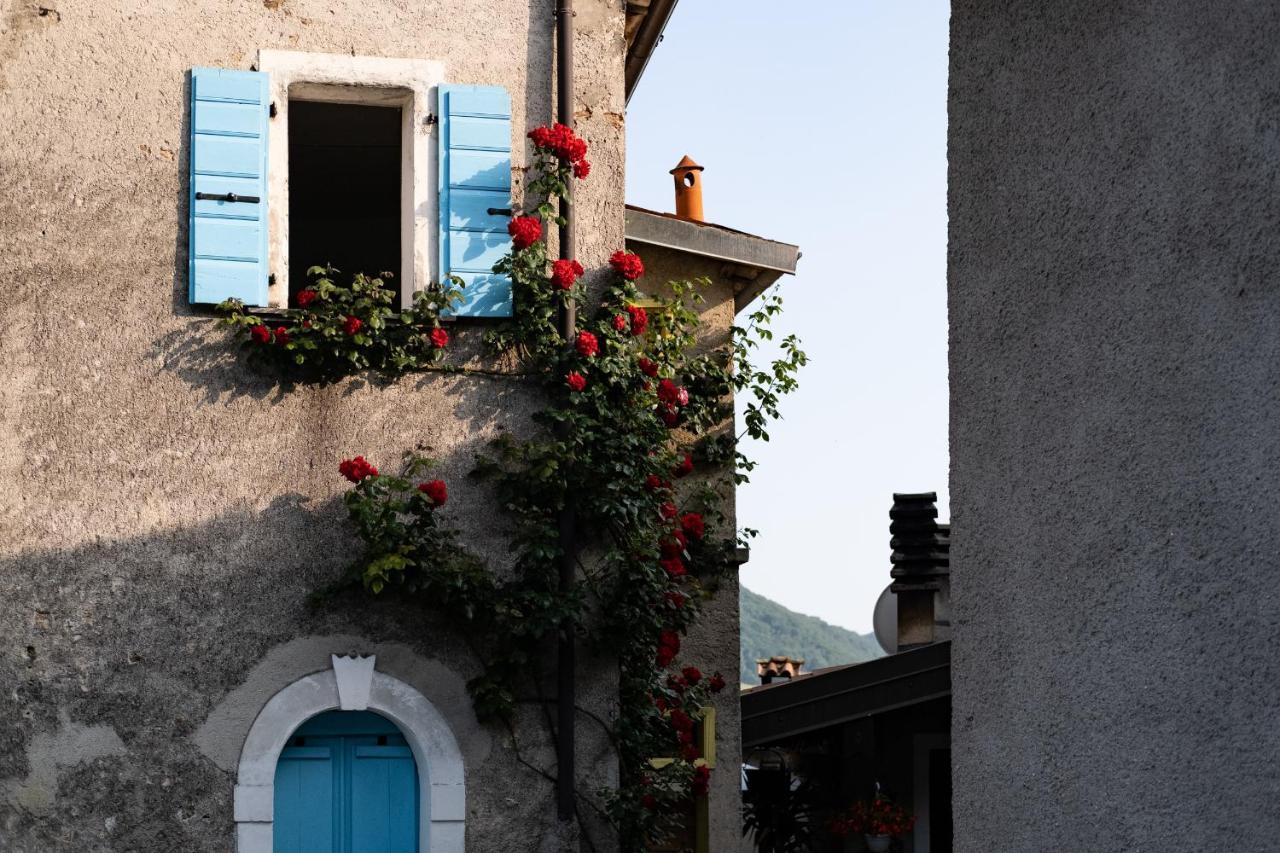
[625,0,679,104]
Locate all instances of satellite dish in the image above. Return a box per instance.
[872,585,897,654]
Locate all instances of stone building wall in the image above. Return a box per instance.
[0,1,740,851]
[948,3,1280,850]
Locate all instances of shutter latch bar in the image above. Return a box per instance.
[196,192,260,204]
[487,207,512,216]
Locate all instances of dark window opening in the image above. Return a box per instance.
[288,100,401,302]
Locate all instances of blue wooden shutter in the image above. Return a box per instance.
[438,85,513,317]
[189,67,270,305]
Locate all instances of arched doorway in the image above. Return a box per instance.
[231,655,465,853]
[274,710,419,852]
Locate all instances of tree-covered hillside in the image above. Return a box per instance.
[739,586,883,685]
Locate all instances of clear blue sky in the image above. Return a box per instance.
[625,1,950,634]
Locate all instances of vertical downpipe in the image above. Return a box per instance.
[554,0,578,825]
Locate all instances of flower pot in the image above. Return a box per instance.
[864,835,892,853]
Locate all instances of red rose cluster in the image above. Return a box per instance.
[566,371,587,392]
[656,628,681,667]
[673,454,693,477]
[609,250,645,281]
[575,330,599,358]
[339,456,378,483]
[508,215,542,250]
[656,378,691,426]
[625,304,648,336]
[430,327,449,349]
[296,289,318,308]
[551,258,584,290]
[344,315,363,336]
[680,512,705,541]
[691,765,711,797]
[418,479,448,507]
[638,357,659,377]
[250,324,272,344]
[527,123,589,178]
[708,672,727,693]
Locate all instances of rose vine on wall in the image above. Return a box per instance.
[215,124,806,850]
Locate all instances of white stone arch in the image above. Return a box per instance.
[232,655,465,853]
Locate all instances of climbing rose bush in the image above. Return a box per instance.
[217,266,461,381]
[272,121,806,852]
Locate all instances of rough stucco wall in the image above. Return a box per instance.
[0,0,648,850]
[949,3,1280,851]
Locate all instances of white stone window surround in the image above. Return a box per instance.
[257,50,445,309]
[232,654,466,853]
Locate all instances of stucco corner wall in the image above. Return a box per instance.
[948,3,1280,851]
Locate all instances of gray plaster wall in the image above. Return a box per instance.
[0,0,731,851]
[948,3,1280,851]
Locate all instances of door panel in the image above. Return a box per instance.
[273,712,418,853]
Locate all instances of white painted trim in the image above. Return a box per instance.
[912,733,949,853]
[233,661,466,853]
[257,50,445,309]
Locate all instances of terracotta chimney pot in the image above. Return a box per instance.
[671,155,705,222]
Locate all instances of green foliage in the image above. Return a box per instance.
[231,126,807,850]
[739,586,883,685]
[217,266,462,381]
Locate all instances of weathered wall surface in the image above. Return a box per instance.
[0,0,675,850]
[949,3,1280,851]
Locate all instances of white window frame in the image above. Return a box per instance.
[257,50,444,309]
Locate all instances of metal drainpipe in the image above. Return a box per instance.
[554,0,577,825]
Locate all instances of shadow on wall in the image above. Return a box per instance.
[0,492,487,849]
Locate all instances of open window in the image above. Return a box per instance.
[189,52,516,316]
[287,100,403,303]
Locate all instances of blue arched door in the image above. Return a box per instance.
[273,710,419,853]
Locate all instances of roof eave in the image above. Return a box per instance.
[624,206,800,314]
[625,0,680,104]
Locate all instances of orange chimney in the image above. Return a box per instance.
[670,155,705,221]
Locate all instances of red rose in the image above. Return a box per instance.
[653,696,669,712]
[692,765,711,796]
[296,289,318,308]
[573,159,591,179]
[681,666,702,685]
[709,672,726,693]
[609,250,645,281]
[638,357,659,377]
[659,535,684,558]
[644,473,663,491]
[551,258,584,290]
[302,319,313,329]
[344,315,363,336]
[612,314,628,332]
[656,644,676,667]
[566,371,587,392]
[626,304,648,336]
[669,708,694,732]
[274,326,291,345]
[641,794,657,812]
[339,456,378,483]
[574,330,599,358]
[658,629,681,662]
[680,743,701,762]
[674,454,693,477]
[659,406,679,426]
[507,215,543,250]
[660,502,678,520]
[664,591,687,609]
[658,379,687,406]
[418,479,448,506]
[250,324,272,344]
[660,557,686,578]
[527,123,588,164]
[680,512,706,540]
[430,327,449,349]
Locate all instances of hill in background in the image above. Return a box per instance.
[739,585,883,685]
